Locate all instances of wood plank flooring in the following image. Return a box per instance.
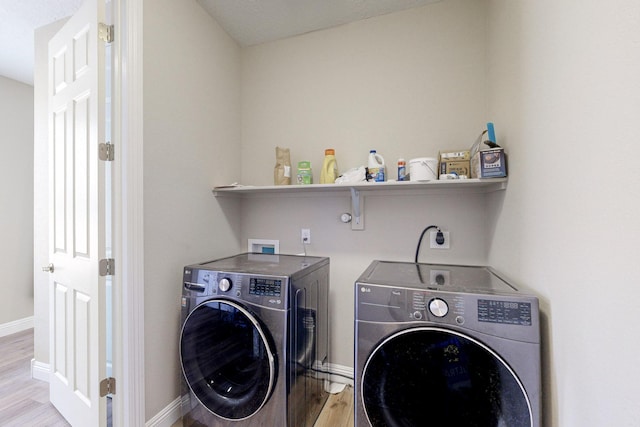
[0,329,354,426]
[0,329,70,427]
[312,386,354,427]
[171,386,354,427]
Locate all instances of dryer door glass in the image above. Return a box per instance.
[180,300,276,420]
[362,327,531,427]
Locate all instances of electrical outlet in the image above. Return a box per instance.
[430,231,450,249]
[301,228,311,244]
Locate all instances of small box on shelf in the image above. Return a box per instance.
[439,150,470,178]
[296,161,313,185]
[471,148,507,179]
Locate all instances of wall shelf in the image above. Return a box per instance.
[213,178,507,230]
[212,178,507,197]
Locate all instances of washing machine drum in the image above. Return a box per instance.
[180,300,276,421]
[362,327,532,427]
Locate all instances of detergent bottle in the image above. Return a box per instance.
[320,149,338,184]
[368,150,385,182]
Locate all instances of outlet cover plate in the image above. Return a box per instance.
[429,231,450,249]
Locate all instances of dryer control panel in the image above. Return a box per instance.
[477,299,533,326]
[355,282,539,342]
[355,283,466,325]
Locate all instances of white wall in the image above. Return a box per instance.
[241,0,487,186]
[486,0,640,425]
[142,0,242,419]
[0,76,34,328]
[240,0,489,368]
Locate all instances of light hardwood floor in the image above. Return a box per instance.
[171,386,354,427]
[311,386,354,427]
[0,329,70,426]
[1,329,353,427]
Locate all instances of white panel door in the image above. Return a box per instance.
[47,0,108,425]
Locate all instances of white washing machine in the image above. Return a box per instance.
[355,261,541,427]
[180,253,330,427]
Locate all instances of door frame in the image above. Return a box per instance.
[110,0,145,425]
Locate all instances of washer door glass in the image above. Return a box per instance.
[180,299,276,420]
[362,327,532,427]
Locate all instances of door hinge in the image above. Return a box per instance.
[99,258,115,276]
[99,23,114,43]
[100,377,116,396]
[99,142,114,161]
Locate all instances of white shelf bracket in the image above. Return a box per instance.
[350,187,364,230]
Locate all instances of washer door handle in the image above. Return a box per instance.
[184,282,206,292]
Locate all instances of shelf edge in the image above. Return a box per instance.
[212,178,507,197]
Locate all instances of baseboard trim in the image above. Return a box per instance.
[326,362,355,386]
[31,359,50,382]
[0,316,34,338]
[146,397,181,427]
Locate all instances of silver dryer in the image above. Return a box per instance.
[355,261,541,427]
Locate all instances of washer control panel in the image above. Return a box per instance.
[183,267,287,308]
[249,277,282,297]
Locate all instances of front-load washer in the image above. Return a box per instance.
[180,253,329,427]
[355,261,541,427]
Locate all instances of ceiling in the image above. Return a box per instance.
[0,0,440,86]
[197,0,441,47]
[0,0,84,85]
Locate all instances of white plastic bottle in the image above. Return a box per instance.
[320,149,338,184]
[368,150,385,182]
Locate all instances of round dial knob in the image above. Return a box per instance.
[218,278,232,292]
[429,298,449,317]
